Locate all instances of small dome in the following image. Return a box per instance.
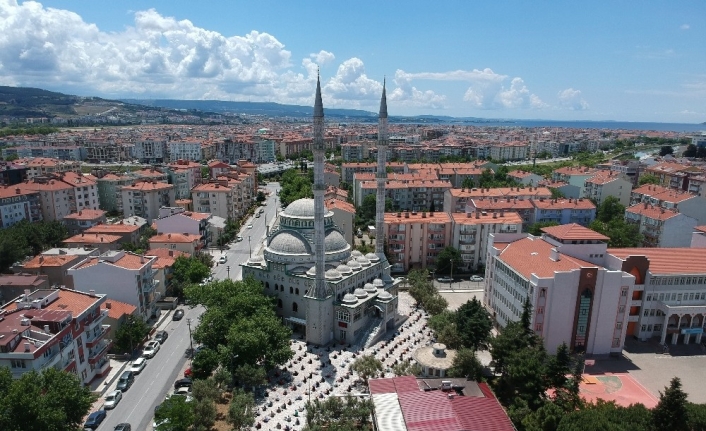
[325,230,350,253]
[306,266,316,277]
[325,269,342,280]
[364,283,377,293]
[247,255,265,266]
[268,231,311,255]
[378,291,393,300]
[351,250,363,257]
[282,198,315,218]
[356,256,371,267]
[365,253,380,262]
[347,260,362,270]
[354,288,368,299]
[342,294,357,304]
[373,278,384,288]
[336,264,352,275]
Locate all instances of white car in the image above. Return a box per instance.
[236,235,243,242]
[130,357,147,374]
[247,224,253,229]
[104,390,123,410]
[470,275,484,282]
[218,255,227,264]
[142,341,160,359]
[169,386,194,402]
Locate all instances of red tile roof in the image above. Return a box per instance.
[149,233,201,243]
[499,237,598,279]
[608,248,706,275]
[541,223,610,241]
[63,209,106,220]
[63,233,121,245]
[101,300,137,320]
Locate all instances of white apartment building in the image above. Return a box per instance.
[485,224,634,355]
[121,181,176,223]
[583,172,633,206]
[451,211,523,272]
[133,138,167,163]
[630,184,706,225]
[168,140,202,162]
[625,203,697,248]
[68,251,159,321]
[0,187,42,228]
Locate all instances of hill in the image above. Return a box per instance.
[0,86,81,117]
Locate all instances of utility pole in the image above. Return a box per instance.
[248,236,251,258]
[186,318,194,359]
[265,213,268,235]
[450,259,454,289]
[226,266,230,279]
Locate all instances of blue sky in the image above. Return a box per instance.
[1,0,704,122]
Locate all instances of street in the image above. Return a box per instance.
[95,183,281,430]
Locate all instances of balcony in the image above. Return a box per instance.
[85,325,109,348]
[88,340,111,364]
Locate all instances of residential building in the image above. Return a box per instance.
[15,158,81,179]
[191,179,250,221]
[165,160,202,200]
[62,209,107,236]
[630,184,706,225]
[507,170,544,186]
[121,181,175,223]
[625,203,697,247]
[326,199,356,246]
[21,248,100,289]
[451,211,523,272]
[84,222,142,246]
[0,186,42,228]
[531,197,596,226]
[207,160,230,179]
[552,166,600,198]
[96,173,134,212]
[68,251,159,320]
[692,226,706,248]
[155,207,211,242]
[63,233,122,254]
[0,274,49,306]
[148,233,203,255]
[144,248,189,298]
[0,162,28,186]
[168,141,202,162]
[0,288,110,385]
[642,161,693,190]
[100,299,137,344]
[485,225,634,355]
[583,172,633,206]
[384,211,452,273]
[444,186,552,214]
[133,138,167,163]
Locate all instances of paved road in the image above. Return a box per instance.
[97,305,203,431]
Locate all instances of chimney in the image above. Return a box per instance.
[550,248,561,261]
[466,212,471,218]
[493,211,497,219]
[644,201,648,209]
[475,211,480,219]
[105,302,112,309]
[500,209,505,217]
[43,324,49,333]
[169,250,174,256]
[89,289,95,296]
[24,342,30,352]
[15,188,20,194]
[405,211,410,218]
[422,212,427,218]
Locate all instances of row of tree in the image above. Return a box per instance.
[278,168,313,207]
[406,269,449,315]
[0,220,68,273]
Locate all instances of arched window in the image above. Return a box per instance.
[290,286,294,294]
[292,302,298,312]
[295,288,300,295]
[281,285,285,292]
[275,284,279,291]
[277,299,283,308]
[265,282,270,289]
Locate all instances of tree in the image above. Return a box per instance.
[5,153,18,161]
[589,219,643,248]
[392,360,422,377]
[256,191,266,202]
[351,355,383,388]
[595,196,625,223]
[683,144,698,158]
[428,311,462,349]
[304,395,374,430]
[455,298,493,351]
[652,377,689,431]
[424,294,449,316]
[172,255,211,285]
[121,226,156,254]
[522,400,564,431]
[449,348,484,381]
[436,246,462,276]
[638,173,660,186]
[233,363,267,389]
[557,400,653,431]
[227,388,255,430]
[0,220,69,273]
[113,314,149,354]
[155,396,195,431]
[191,347,220,380]
[527,221,559,236]
[659,145,674,157]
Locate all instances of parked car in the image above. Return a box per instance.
[116,371,134,392]
[114,424,132,431]
[129,357,147,374]
[184,367,192,378]
[247,223,253,229]
[470,275,484,282]
[84,411,107,429]
[154,330,169,344]
[437,277,453,283]
[170,386,193,402]
[174,378,193,389]
[104,390,123,410]
[218,255,227,264]
[142,341,160,358]
[172,309,185,321]
[236,235,243,242]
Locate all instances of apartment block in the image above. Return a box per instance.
[531,197,596,226]
[0,186,42,228]
[444,186,552,214]
[507,170,544,186]
[148,233,203,255]
[0,274,49,306]
[0,162,28,186]
[191,178,250,221]
[384,211,452,273]
[168,140,202,162]
[133,138,167,163]
[583,172,633,206]
[552,166,600,198]
[451,211,523,272]
[0,288,110,385]
[63,233,122,254]
[630,184,706,225]
[121,181,176,223]
[21,248,100,289]
[96,173,135,212]
[144,248,189,298]
[625,203,697,247]
[16,158,81,178]
[68,251,159,321]
[62,209,107,235]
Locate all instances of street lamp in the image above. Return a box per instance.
[226,266,230,279]
[186,318,194,359]
[248,236,252,258]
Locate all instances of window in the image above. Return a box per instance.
[536,306,544,314]
[11,359,25,368]
[612,338,620,347]
[535,323,543,332]
[621,287,628,297]
[618,305,625,313]
[295,288,300,295]
[277,299,283,308]
[616,322,622,329]
[290,287,293,294]
[265,282,270,289]
[641,325,646,331]
[292,302,298,312]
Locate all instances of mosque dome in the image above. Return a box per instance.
[306,266,317,277]
[356,256,371,266]
[247,255,265,266]
[325,230,350,253]
[365,253,380,262]
[351,250,363,257]
[364,283,377,294]
[354,288,368,299]
[373,278,385,288]
[268,231,311,255]
[342,293,358,304]
[378,291,393,301]
[347,260,362,270]
[282,199,315,218]
[325,269,342,280]
[336,264,352,275]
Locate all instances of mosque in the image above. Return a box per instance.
[241,77,399,346]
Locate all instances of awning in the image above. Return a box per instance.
[287,317,306,325]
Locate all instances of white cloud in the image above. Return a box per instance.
[681,24,690,30]
[310,50,335,66]
[389,70,446,109]
[558,88,589,110]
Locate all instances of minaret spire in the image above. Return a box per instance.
[375,79,389,258]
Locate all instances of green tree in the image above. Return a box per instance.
[304,395,373,430]
[4,153,18,161]
[113,314,149,354]
[351,355,384,388]
[155,396,195,431]
[522,400,564,431]
[191,347,220,380]
[527,221,559,236]
[428,311,462,349]
[683,144,698,158]
[659,145,674,156]
[121,226,156,254]
[595,196,625,223]
[172,255,211,285]
[233,363,267,389]
[0,367,96,431]
[557,400,653,431]
[391,360,422,377]
[449,348,484,381]
[687,402,706,430]
[256,191,266,202]
[227,388,255,430]
[638,173,660,186]
[589,219,643,248]
[455,298,493,351]
[423,294,449,316]
[652,377,689,431]
[436,246,462,276]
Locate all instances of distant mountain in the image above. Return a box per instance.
[0,86,82,117]
[120,98,377,119]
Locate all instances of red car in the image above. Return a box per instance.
[184,367,192,378]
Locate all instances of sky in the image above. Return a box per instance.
[0,0,704,123]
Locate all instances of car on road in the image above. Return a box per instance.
[218,255,227,264]
[236,235,243,242]
[470,275,484,282]
[129,357,147,374]
[154,330,168,344]
[104,390,123,409]
[172,308,185,321]
[174,378,193,389]
[142,340,160,358]
[247,223,253,229]
[114,424,131,431]
[116,371,134,392]
[437,277,453,283]
[84,411,107,429]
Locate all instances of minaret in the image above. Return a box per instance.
[375,80,389,259]
[305,73,333,345]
